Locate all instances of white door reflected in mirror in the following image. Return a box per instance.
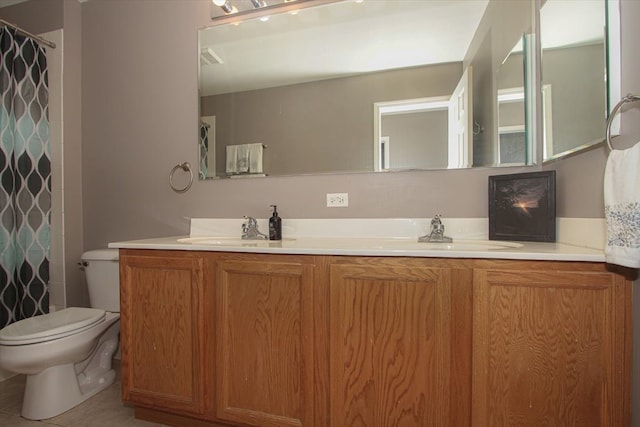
[372,67,473,171]
[373,97,450,171]
[448,66,473,169]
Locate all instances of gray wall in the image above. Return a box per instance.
[466,0,533,167]
[0,0,62,33]
[76,0,637,247]
[471,30,496,167]
[543,43,607,155]
[382,109,449,170]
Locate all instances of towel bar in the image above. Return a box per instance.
[606,93,640,151]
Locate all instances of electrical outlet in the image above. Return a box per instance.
[326,193,349,207]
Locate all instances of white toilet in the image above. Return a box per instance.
[0,249,121,420]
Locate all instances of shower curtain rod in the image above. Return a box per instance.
[0,18,56,49]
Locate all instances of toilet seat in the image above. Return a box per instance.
[0,307,106,346]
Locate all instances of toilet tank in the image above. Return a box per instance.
[81,249,120,313]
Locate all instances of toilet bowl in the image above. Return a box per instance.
[0,249,121,420]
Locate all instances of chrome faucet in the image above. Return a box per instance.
[418,214,453,243]
[241,216,268,240]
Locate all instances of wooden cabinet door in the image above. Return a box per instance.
[214,255,316,427]
[472,267,630,426]
[328,258,464,427]
[120,251,206,416]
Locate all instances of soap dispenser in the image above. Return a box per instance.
[269,205,282,241]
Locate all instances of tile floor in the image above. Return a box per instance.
[0,364,166,426]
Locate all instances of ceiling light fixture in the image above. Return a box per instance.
[211,0,309,23]
[212,0,237,14]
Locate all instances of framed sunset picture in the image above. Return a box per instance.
[489,171,556,242]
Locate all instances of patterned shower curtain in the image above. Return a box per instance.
[199,121,209,179]
[0,27,50,328]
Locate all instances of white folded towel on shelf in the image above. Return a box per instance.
[225,143,264,175]
[225,145,237,174]
[604,142,640,268]
[248,143,263,174]
[235,144,249,173]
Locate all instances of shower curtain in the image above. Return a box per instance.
[199,122,209,179]
[0,26,51,328]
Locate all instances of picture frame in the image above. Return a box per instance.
[488,171,556,242]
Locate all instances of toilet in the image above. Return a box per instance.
[0,249,121,420]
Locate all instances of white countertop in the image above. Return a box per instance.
[108,236,604,262]
[108,218,606,262]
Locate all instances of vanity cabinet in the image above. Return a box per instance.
[471,262,631,426]
[119,250,323,427]
[118,250,632,427]
[327,257,473,426]
[213,254,320,426]
[119,250,210,418]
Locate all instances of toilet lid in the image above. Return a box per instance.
[0,307,106,345]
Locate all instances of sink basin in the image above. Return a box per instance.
[177,236,276,246]
[356,239,523,251]
[411,240,523,251]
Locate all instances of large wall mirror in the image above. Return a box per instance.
[197,0,616,179]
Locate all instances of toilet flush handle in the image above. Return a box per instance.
[77,261,89,268]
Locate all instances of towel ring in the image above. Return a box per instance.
[169,162,193,193]
[606,94,640,151]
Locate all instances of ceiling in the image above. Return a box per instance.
[199,0,490,96]
[540,0,605,50]
[0,0,27,6]
[200,0,606,97]
[0,0,88,6]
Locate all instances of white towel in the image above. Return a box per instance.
[225,145,237,174]
[604,142,640,268]
[236,144,249,173]
[248,143,263,173]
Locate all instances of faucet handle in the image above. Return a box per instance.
[241,216,267,240]
[419,214,452,243]
[243,216,257,226]
[242,216,254,233]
